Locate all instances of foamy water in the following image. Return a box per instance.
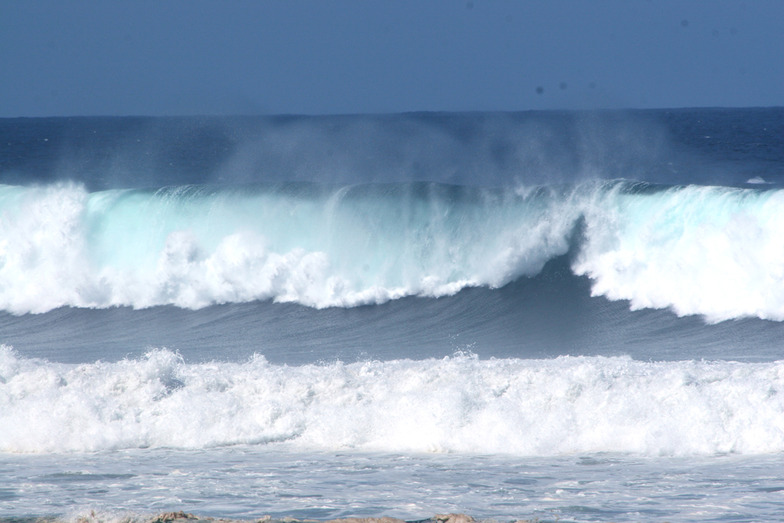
[2,347,782,456]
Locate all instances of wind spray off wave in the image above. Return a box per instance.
[0,180,783,321]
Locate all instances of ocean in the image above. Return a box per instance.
[1,108,783,522]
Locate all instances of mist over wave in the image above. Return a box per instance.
[0,180,783,321]
[2,346,783,456]
[0,111,691,189]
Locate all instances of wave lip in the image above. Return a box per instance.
[2,347,783,456]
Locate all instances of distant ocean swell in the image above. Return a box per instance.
[1,347,783,455]
[0,180,782,321]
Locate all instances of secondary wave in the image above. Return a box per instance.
[0,180,783,321]
[1,347,783,456]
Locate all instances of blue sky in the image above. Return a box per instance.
[1,0,782,117]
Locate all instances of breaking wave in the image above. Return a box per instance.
[0,180,783,321]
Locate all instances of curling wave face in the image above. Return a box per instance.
[0,180,782,321]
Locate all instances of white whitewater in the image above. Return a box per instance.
[2,346,783,456]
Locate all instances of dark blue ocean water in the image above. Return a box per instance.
[1,108,783,522]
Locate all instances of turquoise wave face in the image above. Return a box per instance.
[0,180,782,320]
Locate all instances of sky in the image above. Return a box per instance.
[1,0,783,117]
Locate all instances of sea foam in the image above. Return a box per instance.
[0,181,783,321]
[1,346,783,456]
